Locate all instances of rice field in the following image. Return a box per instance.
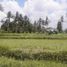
[0,39,67,52]
[0,33,67,67]
[0,57,67,67]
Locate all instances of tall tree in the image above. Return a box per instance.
[7,11,12,32]
[1,11,12,32]
[57,21,62,33]
[45,16,49,25]
[37,18,42,33]
[13,12,20,33]
[61,16,64,22]
[57,16,64,33]
[0,4,3,11]
[23,15,30,33]
[18,14,24,33]
[33,21,37,33]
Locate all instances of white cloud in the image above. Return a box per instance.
[23,0,67,27]
[0,0,67,29]
[0,11,6,26]
[23,0,66,19]
[1,0,24,14]
[0,11,6,20]
[22,0,67,29]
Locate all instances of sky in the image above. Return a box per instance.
[22,0,67,28]
[0,0,67,29]
[17,0,25,7]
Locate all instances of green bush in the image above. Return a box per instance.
[0,46,67,63]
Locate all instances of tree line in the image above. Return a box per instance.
[0,11,64,33]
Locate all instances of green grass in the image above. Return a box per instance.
[0,57,67,67]
[0,33,67,39]
[0,39,67,63]
[0,33,67,67]
[0,39,67,52]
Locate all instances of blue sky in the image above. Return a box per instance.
[17,0,25,7]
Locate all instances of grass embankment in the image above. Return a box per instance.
[0,33,67,39]
[0,46,67,63]
[0,57,67,67]
[0,39,67,63]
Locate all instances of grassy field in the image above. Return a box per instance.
[0,57,67,67]
[0,33,67,39]
[0,39,67,52]
[0,33,67,67]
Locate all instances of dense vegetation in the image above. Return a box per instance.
[0,11,65,34]
[0,33,67,67]
[0,37,67,67]
[0,33,67,39]
[0,57,67,67]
